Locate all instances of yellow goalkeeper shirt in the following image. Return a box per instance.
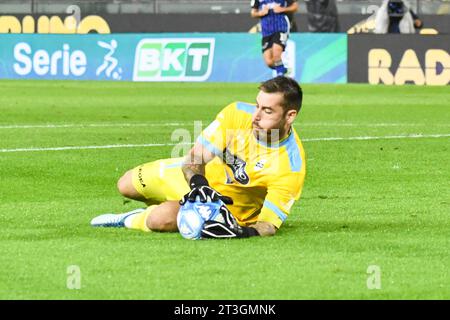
[199,101,306,228]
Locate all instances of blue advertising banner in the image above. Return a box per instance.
[0,33,347,83]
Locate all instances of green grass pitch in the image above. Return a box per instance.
[0,80,449,299]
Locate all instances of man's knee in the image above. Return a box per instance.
[272,45,284,60]
[148,214,176,232]
[147,202,179,232]
[117,170,140,199]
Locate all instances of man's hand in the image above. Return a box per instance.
[201,205,259,239]
[273,4,285,14]
[259,6,270,17]
[414,18,423,29]
[179,174,233,205]
[274,1,298,14]
[251,6,269,18]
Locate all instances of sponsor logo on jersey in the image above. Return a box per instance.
[222,149,250,185]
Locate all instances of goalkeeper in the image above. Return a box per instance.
[91,76,306,238]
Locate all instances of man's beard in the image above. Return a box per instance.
[253,127,285,145]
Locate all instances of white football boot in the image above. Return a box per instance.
[90,208,145,228]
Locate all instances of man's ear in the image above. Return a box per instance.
[285,110,297,125]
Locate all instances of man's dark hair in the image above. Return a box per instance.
[259,76,303,113]
[388,0,405,17]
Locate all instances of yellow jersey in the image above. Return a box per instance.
[199,102,306,228]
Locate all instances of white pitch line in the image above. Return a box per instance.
[1,122,449,129]
[0,123,188,129]
[1,133,449,153]
[303,133,450,142]
[0,142,181,153]
[300,123,450,127]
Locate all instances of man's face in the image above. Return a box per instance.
[252,90,289,142]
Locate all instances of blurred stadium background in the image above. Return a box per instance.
[0,0,449,32]
[0,1,449,300]
[0,0,448,83]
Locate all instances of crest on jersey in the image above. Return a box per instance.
[254,159,267,171]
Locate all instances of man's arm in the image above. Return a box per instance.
[251,7,269,18]
[248,221,277,237]
[181,141,233,204]
[251,0,269,18]
[181,142,215,183]
[409,10,423,29]
[273,1,298,14]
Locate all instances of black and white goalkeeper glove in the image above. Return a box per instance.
[180,174,233,205]
[201,205,259,239]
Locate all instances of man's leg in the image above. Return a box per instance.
[117,158,187,205]
[146,201,180,232]
[91,200,180,232]
[117,170,147,202]
[263,48,274,68]
[116,168,180,231]
[272,43,287,76]
[91,158,188,231]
